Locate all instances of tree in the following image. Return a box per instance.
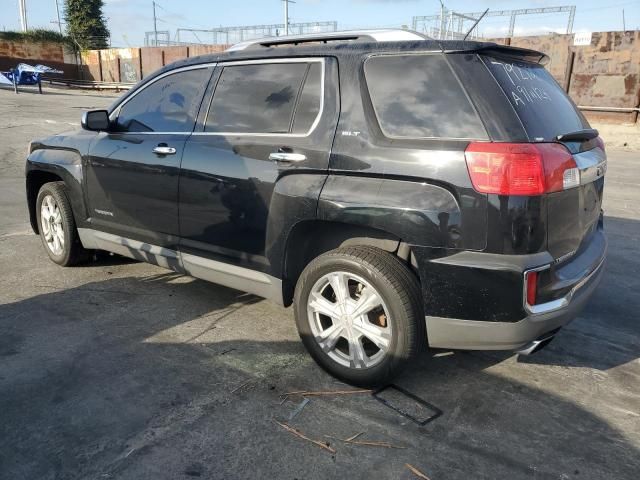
[64,0,110,50]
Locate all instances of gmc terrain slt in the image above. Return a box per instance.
[26,30,607,385]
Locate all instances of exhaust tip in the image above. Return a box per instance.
[515,330,559,356]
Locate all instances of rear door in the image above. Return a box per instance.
[178,57,339,274]
[86,66,212,248]
[482,55,606,259]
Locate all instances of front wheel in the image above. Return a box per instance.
[294,246,424,387]
[36,182,88,266]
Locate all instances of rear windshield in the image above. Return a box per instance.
[483,56,589,141]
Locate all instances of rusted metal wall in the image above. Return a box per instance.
[140,47,164,78]
[81,47,142,82]
[570,31,640,124]
[81,44,229,81]
[188,44,228,57]
[80,50,102,81]
[118,48,142,83]
[162,46,189,66]
[99,48,120,82]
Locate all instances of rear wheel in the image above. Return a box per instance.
[36,182,88,266]
[294,246,424,387]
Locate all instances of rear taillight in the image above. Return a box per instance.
[525,271,538,306]
[464,142,578,195]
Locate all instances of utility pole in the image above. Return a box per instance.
[438,1,445,40]
[622,9,626,32]
[282,0,295,36]
[153,1,158,46]
[18,0,28,31]
[54,0,62,34]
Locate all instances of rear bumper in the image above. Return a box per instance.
[425,249,605,350]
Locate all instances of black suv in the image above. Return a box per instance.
[26,31,607,386]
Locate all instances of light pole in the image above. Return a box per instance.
[19,0,28,31]
[153,1,158,46]
[54,0,62,34]
[438,1,445,40]
[282,0,295,36]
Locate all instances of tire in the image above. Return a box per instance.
[294,246,425,387]
[36,181,88,266]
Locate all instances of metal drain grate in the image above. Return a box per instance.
[372,384,443,426]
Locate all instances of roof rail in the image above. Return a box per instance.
[227,29,429,51]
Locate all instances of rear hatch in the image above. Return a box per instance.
[481,53,606,261]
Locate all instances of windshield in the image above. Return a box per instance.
[483,56,590,142]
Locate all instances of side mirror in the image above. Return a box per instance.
[81,110,110,131]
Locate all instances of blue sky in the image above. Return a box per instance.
[4,0,640,47]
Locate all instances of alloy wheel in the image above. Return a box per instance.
[306,271,392,369]
[40,194,65,256]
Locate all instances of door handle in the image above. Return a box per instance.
[153,145,176,155]
[269,152,306,163]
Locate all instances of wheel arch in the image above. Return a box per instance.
[281,219,416,306]
[26,170,66,234]
[26,149,88,235]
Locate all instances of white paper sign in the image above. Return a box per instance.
[573,32,593,46]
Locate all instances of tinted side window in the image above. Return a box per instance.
[116,68,210,133]
[365,55,487,139]
[206,63,311,134]
[292,63,322,134]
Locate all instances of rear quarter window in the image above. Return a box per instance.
[292,63,322,134]
[483,56,590,141]
[364,54,487,140]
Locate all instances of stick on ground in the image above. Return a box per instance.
[274,420,336,454]
[282,389,372,397]
[406,463,431,480]
[230,379,253,394]
[348,439,405,449]
[345,432,364,442]
[325,433,406,449]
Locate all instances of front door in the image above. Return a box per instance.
[178,58,338,274]
[85,66,213,248]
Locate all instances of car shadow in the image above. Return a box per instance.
[71,212,640,373]
[0,272,638,479]
[85,250,141,267]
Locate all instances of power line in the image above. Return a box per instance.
[153,1,210,30]
[580,0,640,12]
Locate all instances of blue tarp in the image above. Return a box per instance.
[0,63,63,87]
